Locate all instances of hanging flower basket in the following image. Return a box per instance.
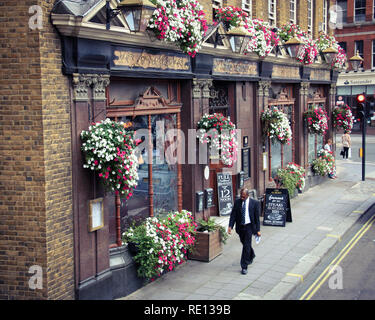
[278,23,318,65]
[316,32,347,69]
[214,6,248,29]
[197,113,238,166]
[304,106,329,135]
[332,104,353,132]
[147,0,208,57]
[80,118,139,199]
[245,18,280,58]
[261,107,292,144]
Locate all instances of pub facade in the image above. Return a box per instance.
[0,0,339,300]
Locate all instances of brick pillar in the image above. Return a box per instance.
[298,82,310,168]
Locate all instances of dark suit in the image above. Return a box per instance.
[229,197,261,270]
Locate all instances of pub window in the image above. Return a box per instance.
[209,83,229,117]
[267,87,295,178]
[290,0,297,24]
[307,0,314,35]
[242,0,252,18]
[268,0,276,27]
[106,82,182,247]
[355,0,366,22]
[212,0,223,22]
[322,0,328,33]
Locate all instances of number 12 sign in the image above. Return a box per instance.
[217,172,234,216]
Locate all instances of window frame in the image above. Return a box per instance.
[307,0,314,35]
[354,0,366,22]
[242,0,252,18]
[268,0,277,27]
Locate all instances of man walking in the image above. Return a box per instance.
[228,188,261,275]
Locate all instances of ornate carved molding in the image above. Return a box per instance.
[329,83,337,97]
[192,78,213,99]
[257,80,271,97]
[92,74,110,101]
[72,73,93,102]
[299,82,310,96]
[72,73,110,102]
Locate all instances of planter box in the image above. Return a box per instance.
[188,229,223,262]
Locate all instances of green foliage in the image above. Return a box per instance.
[197,218,228,244]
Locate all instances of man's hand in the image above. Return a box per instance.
[257,231,261,236]
[227,227,232,235]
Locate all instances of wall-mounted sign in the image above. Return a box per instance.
[204,188,214,209]
[241,147,251,179]
[112,47,191,72]
[88,198,104,232]
[262,152,268,171]
[213,58,258,76]
[217,172,233,216]
[238,171,245,189]
[310,69,330,81]
[196,191,204,212]
[272,65,300,79]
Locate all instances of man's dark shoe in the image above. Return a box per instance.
[241,269,248,275]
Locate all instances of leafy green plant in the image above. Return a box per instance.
[277,162,306,197]
[197,218,228,244]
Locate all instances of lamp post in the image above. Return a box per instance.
[226,21,253,54]
[283,36,303,58]
[349,51,364,71]
[322,46,338,65]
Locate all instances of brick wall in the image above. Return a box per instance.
[0,0,74,299]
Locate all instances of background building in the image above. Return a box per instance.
[335,0,375,132]
[1,0,337,300]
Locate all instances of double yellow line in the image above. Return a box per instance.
[299,214,375,300]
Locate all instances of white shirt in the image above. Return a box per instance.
[242,198,251,225]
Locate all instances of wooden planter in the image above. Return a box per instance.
[188,229,223,262]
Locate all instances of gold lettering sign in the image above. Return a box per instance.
[310,69,330,81]
[113,50,190,71]
[272,65,300,79]
[213,58,257,76]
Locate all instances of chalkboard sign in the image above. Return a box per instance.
[263,188,292,227]
[217,172,233,216]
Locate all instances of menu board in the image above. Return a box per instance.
[217,172,233,216]
[263,188,292,227]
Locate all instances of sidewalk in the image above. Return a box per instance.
[119,159,375,300]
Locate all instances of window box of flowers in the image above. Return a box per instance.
[332,104,353,132]
[80,118,139,199]
[304,106,329,135]
[261,107,292,145]
[276,162,306,198]
[122,210,197,282]
[147,0,208,57]
[197,113,238,167]
[214,6,249,30]
[188,217,228,262]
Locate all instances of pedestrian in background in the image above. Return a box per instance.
[324,138,336,179]
[341,131,351,159]
[228,188,261,275]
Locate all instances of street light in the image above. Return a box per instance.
[283,36,303,58]
[322,46,338,65]
[226,21,253,54]
[349,51,364,71]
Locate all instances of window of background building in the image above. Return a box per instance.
[290,0,297,24]
[372,40,375,69]
[307,0,314,35]
[355,0,366,22]
[355,40,364,59]
[242,0,252,18]
[322,0,328,33]
[336,0,347,24]
[338,41,347,53]
[269,0,276,27]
